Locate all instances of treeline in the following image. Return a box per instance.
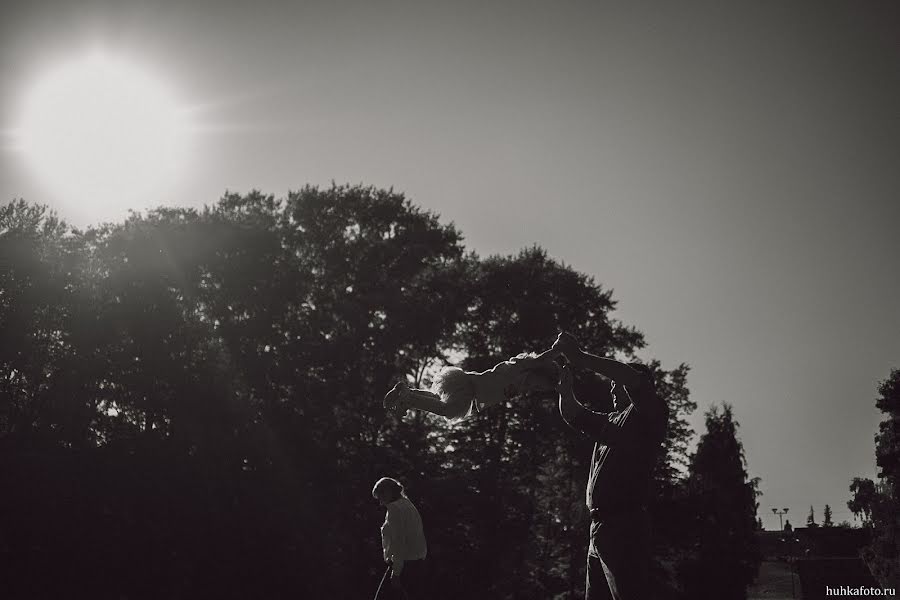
[848,369,900,588]
[0,186,759,599]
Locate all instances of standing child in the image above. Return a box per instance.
[372,477,427,600]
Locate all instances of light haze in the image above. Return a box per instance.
[2,0,898,529]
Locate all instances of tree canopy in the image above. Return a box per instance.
[850,369,900,587]
[0,189,716,599]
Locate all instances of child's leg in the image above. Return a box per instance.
[402,389,458,418]
[384,382,458,418]
[383,381,409,416]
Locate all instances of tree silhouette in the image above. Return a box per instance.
[860,369,900,586]
[807,505,818,528]
[0,191,699,599]
[678,404,762,600]
[848,477,877,524]
[823,504,833,527]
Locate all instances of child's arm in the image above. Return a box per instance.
[553,332,642,387]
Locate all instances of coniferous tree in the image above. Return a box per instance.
[678,404,761,600]
[823,504,833,527]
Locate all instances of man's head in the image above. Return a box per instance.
[627,362,654,380]
[609,379,627,411]
[610,362,654,411]
[372,477,404,506]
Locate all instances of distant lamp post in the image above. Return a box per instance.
[772,507,790,530]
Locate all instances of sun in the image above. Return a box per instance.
[16,52,191,213]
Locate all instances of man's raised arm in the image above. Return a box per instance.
[554,331,661,402]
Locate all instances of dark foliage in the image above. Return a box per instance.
[677,404,762,600]
[0,190,714,599]
[849,369,900,587]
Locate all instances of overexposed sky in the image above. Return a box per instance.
[2,0,899,529]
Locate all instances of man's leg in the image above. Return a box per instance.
[586,551,614,600]
[586,520,616,600]
[592,517,651,600]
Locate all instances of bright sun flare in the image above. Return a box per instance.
[17,52,191,211]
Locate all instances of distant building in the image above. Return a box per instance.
[756,527,878,600]
[757,526,870,560]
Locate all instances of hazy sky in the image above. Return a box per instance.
[2,0,898,529]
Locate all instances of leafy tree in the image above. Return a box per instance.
[678,404,761,600]
[0,200,89,444]
[0,191,697,599]
[1,189,471,598]
[849,477,878,524]
[863,369,900,586]
[272,184,472,596]
[646,362,696,597]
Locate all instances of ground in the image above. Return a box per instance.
[748,560,800,600]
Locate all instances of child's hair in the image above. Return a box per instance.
[432,367,476,399]
[372,477,404,502]
[431,367,478,421]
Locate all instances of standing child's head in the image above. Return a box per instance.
[372,477,405,506]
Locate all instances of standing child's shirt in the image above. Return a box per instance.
[381,496,427,572]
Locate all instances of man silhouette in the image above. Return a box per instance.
[552,332,668,600]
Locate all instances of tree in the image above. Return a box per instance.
[0,189,472,598]
[807,505,818,528]
[646,361,696,597]
[0,191,697,599]
[823,504,834,527]
[678,404,762,600]
[0,200,90,445]
[848,477,878,525]
[862,369,900,586]
[272,184,473,597]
